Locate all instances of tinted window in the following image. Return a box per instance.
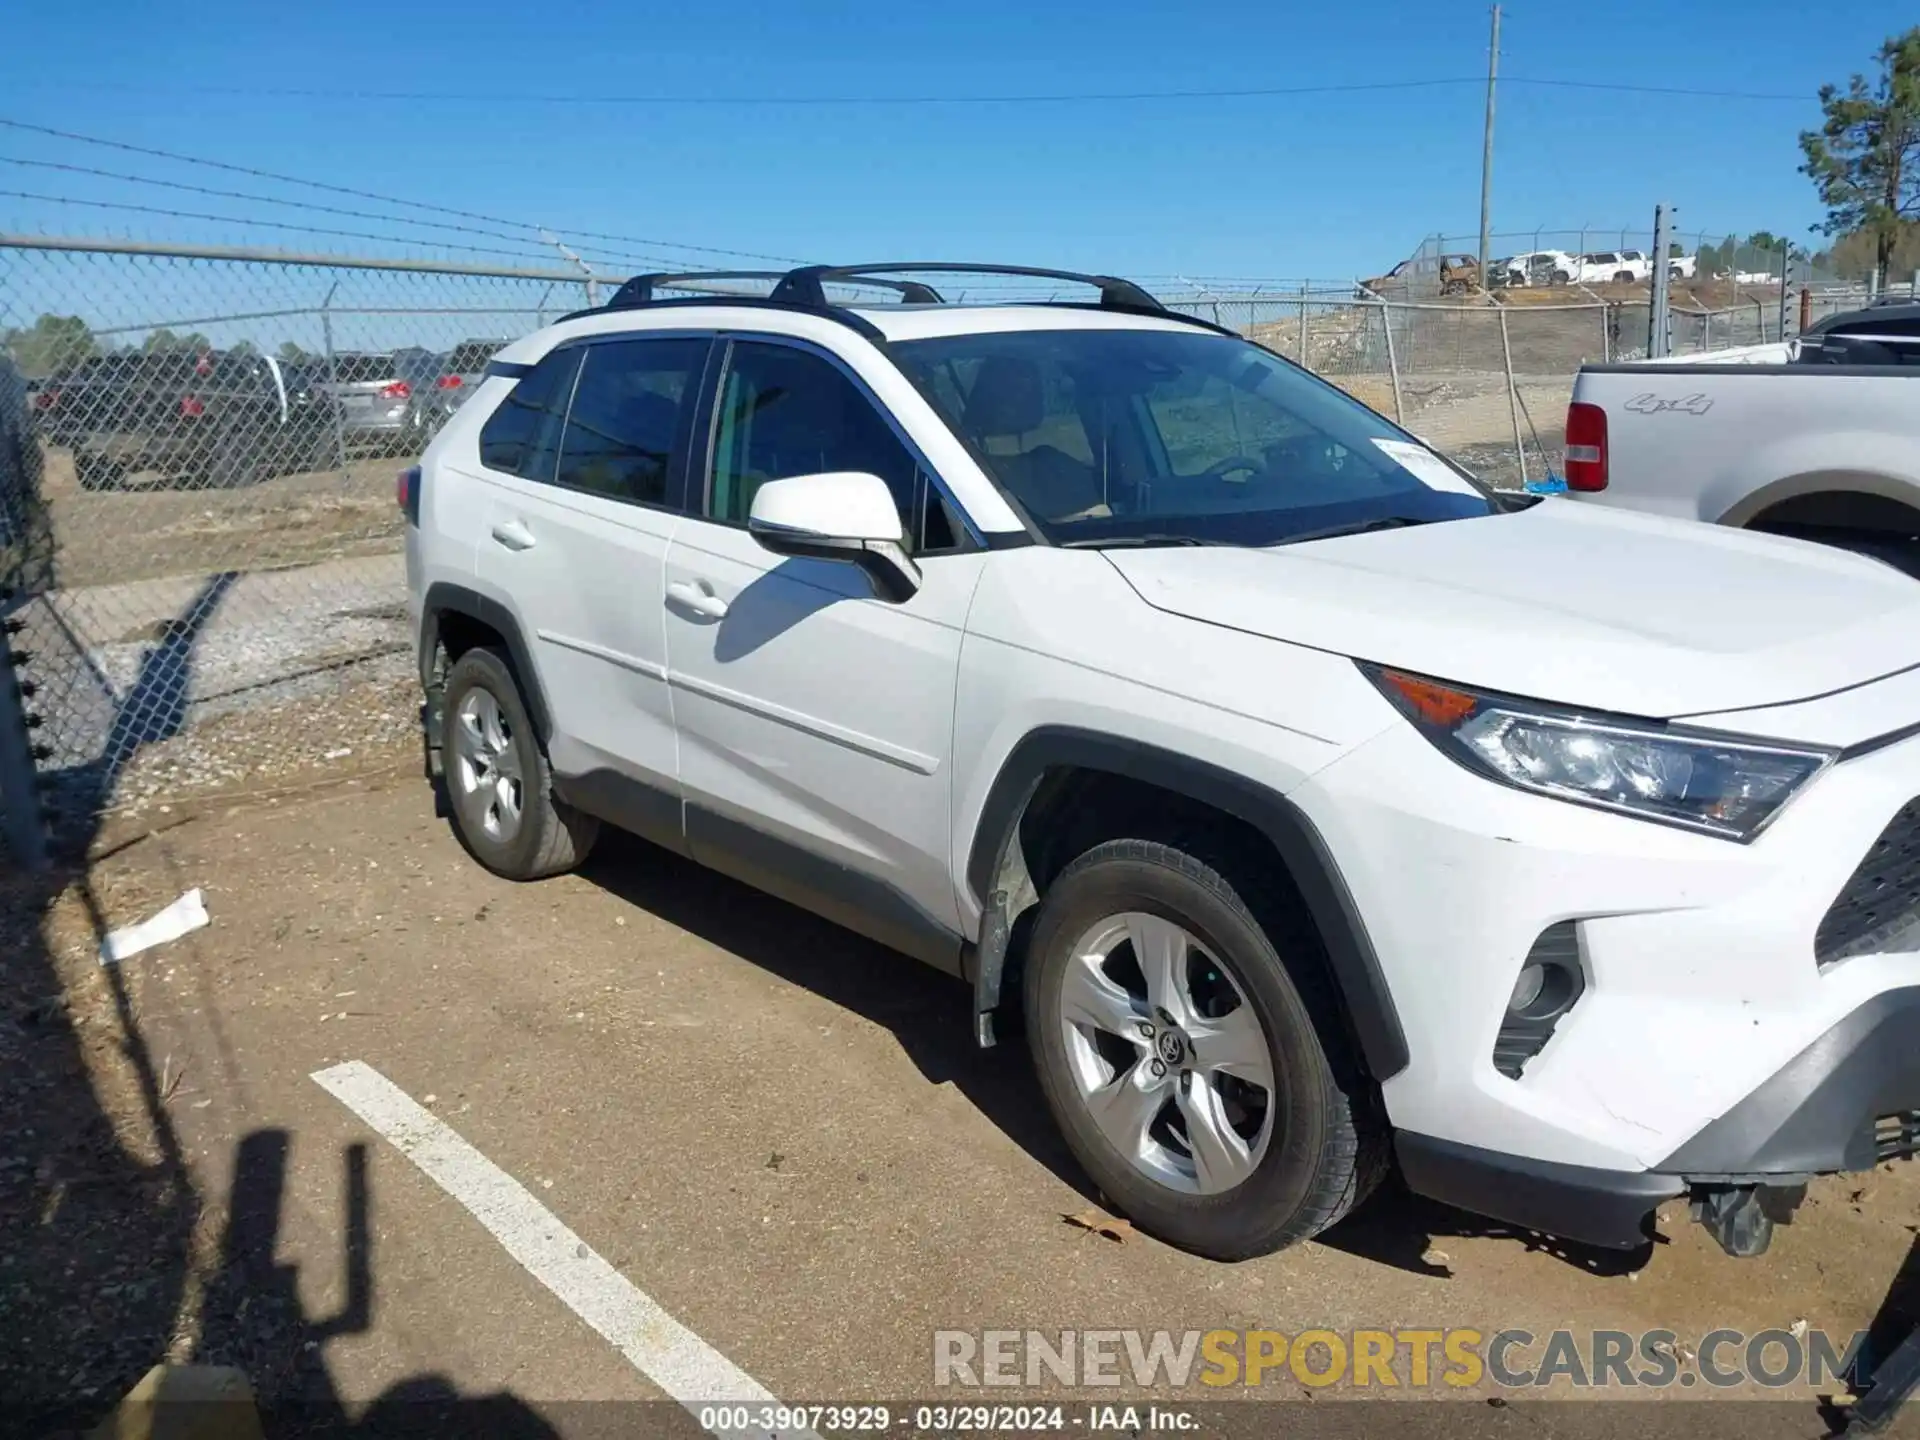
[708,342,918,534]
[892,328,1493,547]
[555,337,705,505]
[479,347,581,480]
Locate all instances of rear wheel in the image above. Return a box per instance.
[441,646,598,880]
[1024,837,1383,1260]
[1613,271,1634,284]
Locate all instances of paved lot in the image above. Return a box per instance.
[7,738,1920,1436]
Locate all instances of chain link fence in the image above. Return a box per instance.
[0,236,598,855]
[0,236,1874,858]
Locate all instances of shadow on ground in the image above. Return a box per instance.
[0,571,559,1436]
[576,828,1651,1280]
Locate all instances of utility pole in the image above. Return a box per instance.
[1476,4,1500,289]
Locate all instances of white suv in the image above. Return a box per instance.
[404,262,1920,1262]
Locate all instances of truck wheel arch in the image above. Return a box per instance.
[961,726,1410,1080]
[1719,472,1920,537]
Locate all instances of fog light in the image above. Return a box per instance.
[1494,922,1587,1078]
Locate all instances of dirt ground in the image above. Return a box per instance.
[4,670,1919,1437]
[36,444,406,591]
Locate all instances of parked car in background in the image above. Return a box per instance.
[1502,250,1576,287]
[428,340,509,430]
[1563,301,1920,569]
[1571,252,1642,285]
[1357,254,1480,298]
[1666,254,1699,280]
[39,350,333,489]
[312,351,441,455]
[1616,249,1653,282]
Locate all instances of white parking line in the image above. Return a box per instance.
[312,1059,817,1439]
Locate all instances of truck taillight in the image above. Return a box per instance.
[435,374,462,389]
[380,380,412,399]
[32,389,57,410]
[1563,402,1608,492]
[179,395,206,418]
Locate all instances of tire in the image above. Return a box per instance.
[1613,271,1633,284]
[207,418,265,489]
[1024,837,1384,1260]
[1551,270,1570,286]
[440,646,598,880]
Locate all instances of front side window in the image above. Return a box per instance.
[707,341,926,539]
[892,328,1495,547]
[556,337,706,505]
[478,347,581,481]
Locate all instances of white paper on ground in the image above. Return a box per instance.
[1371,438,1482,497]
[99,888,209,965]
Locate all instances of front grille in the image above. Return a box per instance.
[1878,1112,1920,1164]
[1816,798,1920,966]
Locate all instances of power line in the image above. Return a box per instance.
[0,117,810,264]
[0,191,574,262]
[0,156,693,272]
[0,155,565,250]
[6,74,1807,105]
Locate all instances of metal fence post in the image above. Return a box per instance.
[1297,282,1308,362]
[0,614,47,870]
[1379,302,1404,425]
[321,280,347,472]
[1777,245,1790,341]
[1648,204,1673,358]
[1601,304,1612,363]
[1498,307,1527,488]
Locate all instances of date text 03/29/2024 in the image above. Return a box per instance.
[695,1405,1197,1433]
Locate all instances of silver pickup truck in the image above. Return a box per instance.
[1563,300,1920,566]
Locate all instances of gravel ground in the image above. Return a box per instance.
[4,771,1916,1436]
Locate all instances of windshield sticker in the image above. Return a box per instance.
[1370,438,1481,497]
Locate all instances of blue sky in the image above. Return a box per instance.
[0,0,1901,284]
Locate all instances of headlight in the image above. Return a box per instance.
[1362,665,1834,841]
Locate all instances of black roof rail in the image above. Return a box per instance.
[770,263,1164,314]
[607,269,943,309]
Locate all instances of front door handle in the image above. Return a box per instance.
[490,519,536,552]
[666,579,729,621]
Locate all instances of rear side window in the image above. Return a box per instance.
[479,347,581,481]
[555,337,707,506]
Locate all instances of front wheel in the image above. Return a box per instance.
[1024,838,1383,1260]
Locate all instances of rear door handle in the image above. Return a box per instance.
[666,579,729,621]
[490,519,536,552]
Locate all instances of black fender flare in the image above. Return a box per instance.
[962,726,1409,1080]
[419,582,553,743]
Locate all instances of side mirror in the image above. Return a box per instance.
[747,471,922,603]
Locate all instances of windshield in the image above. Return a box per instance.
[892,328,1494,546]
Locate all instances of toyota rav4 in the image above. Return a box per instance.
[403,263,1920,1262]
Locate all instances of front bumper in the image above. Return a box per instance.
[1397,985,1920,1248]
[1288,689,1920,1243]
